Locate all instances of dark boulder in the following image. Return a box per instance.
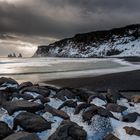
[32,95,50,104]
[12,93,34,100]
[88,93,106,103]
[124,126,140,136]
[20,86,50,97]
[55,88,75,101]
[0,121,13,139]
[106,103,127,113]
[0,77,18,86]
[82,105,99,122]
[44,104,69,119]
[82,105,117,122]
[122,112,140,122]
[103,134,120,140]
[0,91,8,106]
[72,88,95,102]
[13,112,51,132]
[106,89,126,103]
[3,132,41,140]
[3,100,44,115]
[58,100,77,110]
[48,120,87,140]
[74,103,91,115]
[18,82,33,90]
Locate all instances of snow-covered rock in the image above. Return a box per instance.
[34,24,140,57]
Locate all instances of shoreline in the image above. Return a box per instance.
[45,69,140,92]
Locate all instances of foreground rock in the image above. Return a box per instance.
[18,81,33,90]
[82,105,117,122]
[74,103,91,114]
[103,134,120,140]
[0,77,18,86]
[106,89,126,103]
[58,100,77,110]
[124,126,140,136]
[44,104,69,119]
[13,112,51,132]
[0,121,13,139]
[48,120,87,140]
[3,100,44,115]
[122,112,140,122]
[55,88,76,101]
[3,132,41,140]
[0,91,8,106]
[20,86,50,97]
[106,103,127,113]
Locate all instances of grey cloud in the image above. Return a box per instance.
[0,0,140,39]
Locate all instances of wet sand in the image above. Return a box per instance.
[46,70,140,92]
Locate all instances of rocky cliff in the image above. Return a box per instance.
[34,24,140,57]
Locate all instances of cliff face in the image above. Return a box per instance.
[34,24,140,57]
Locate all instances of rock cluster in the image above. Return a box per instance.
[0,77,140,140]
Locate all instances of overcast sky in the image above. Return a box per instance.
[0,0,140,57]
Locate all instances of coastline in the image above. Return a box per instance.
[45,69,140,92]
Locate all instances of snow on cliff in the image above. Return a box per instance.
[34,24,140,57]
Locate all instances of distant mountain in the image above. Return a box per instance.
[34,24,140,57]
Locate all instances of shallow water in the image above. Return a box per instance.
[0,57,139,83]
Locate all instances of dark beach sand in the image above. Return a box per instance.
[46,70,140,93]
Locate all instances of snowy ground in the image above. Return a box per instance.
[0,84,140,140]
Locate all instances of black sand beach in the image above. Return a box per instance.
[46,69,140,92]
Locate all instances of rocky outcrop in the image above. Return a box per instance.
[34,24,140,58]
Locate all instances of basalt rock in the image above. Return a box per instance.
[103,134,120,140]
[0,121,13,139]
[122,112,140,122]
[55,88,75,101]
[18,81,33,90]
[0,77,18,86]
[82,105,117,122]
[32,95,50,104]
[106,89,126,103]
[106,103,127,113]
[88,93,106,103]
[44,104,69,119]
[3,100,44,115]
[3,132,41,140]
[74,103,91,115]
[58,100,77,110]
[12,93,34,100]
[20,86,50,97]
[124,126,140,136]
[72,88,95,102]
[0,91,8,106]
[48,120,87,140]
[13,112,51,132]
